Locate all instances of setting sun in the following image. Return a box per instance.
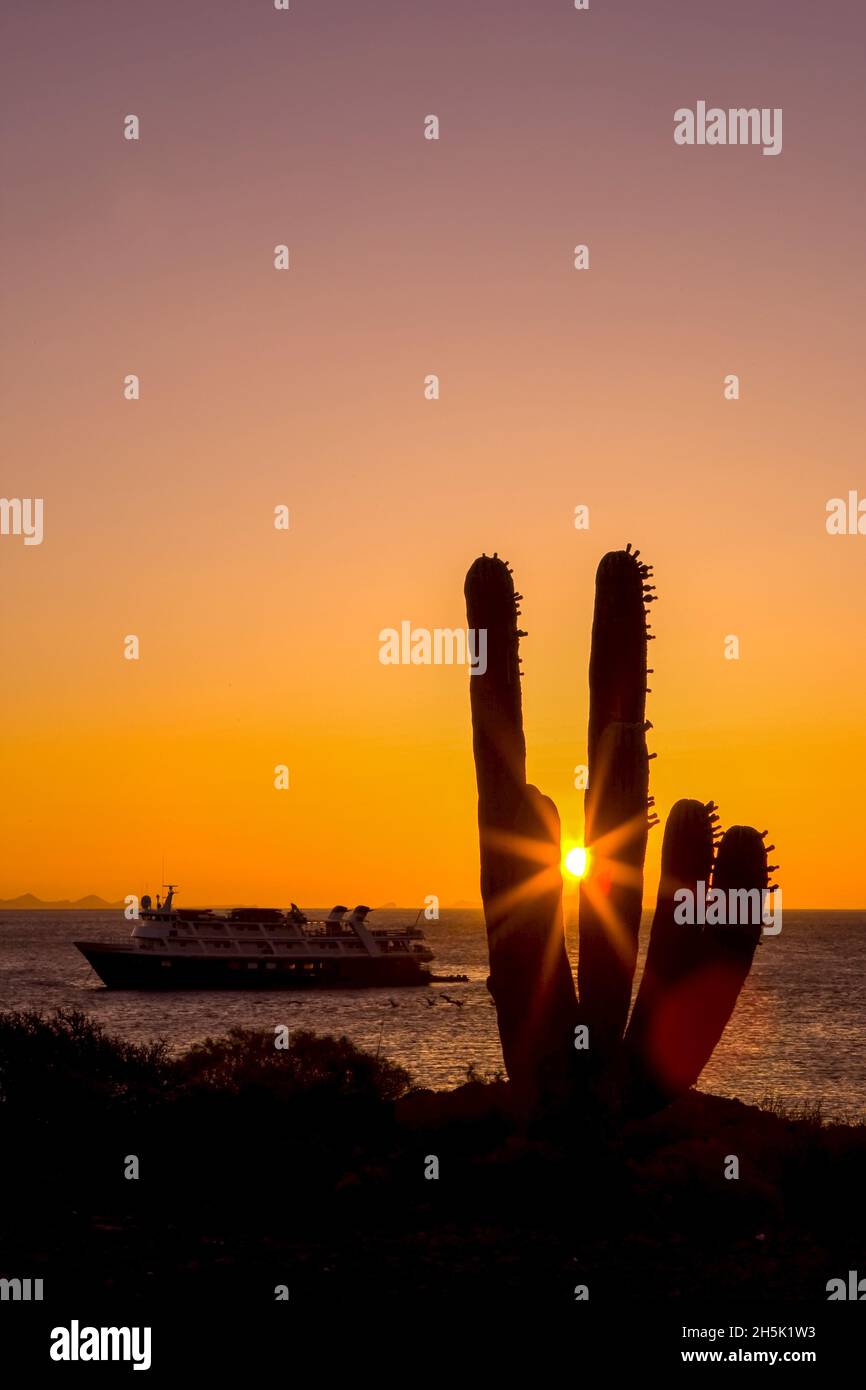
[564,846,590,880]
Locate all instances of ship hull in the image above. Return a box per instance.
[74,942,431,990]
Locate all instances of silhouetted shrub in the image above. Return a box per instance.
[176,1026,411,1104]
[0,1007,171,1119]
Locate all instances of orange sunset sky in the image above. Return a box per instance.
[2,0,865,907]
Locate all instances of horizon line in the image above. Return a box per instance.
[2,898,866,914]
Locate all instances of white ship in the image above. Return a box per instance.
[74,887,434,990]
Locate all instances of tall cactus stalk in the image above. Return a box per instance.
[465,555,578,1108]
[578,548,651,1055]
[465,545,774,1120]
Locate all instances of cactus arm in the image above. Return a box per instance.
[625,815,767,1107]
[623,798,716,1109]
[678,824,768,1086]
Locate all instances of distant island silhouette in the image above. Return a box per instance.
[0,893,124,910]
[0,894,481,911]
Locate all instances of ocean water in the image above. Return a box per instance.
[0,908,864,1120]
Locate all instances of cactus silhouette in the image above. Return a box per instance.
[465,546,774,1116]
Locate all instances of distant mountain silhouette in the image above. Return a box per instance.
[0,893,123,910]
